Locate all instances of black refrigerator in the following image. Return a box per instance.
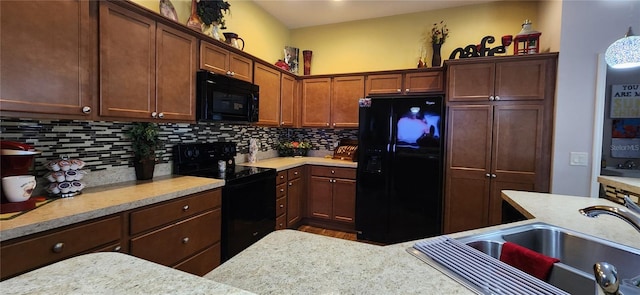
[355,95,444,244]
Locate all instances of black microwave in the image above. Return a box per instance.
[196,71,259,122]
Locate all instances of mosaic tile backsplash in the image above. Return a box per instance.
[0,118,358,178]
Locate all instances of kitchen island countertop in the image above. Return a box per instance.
[2,190,639,294]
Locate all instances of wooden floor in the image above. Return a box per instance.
[297,225,357,241]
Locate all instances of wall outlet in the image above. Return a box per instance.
[570,152,589,166]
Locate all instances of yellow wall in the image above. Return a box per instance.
[290,1,542,75]
[130,0,290,65]
[129,1,553,76]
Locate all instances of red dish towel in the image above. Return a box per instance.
[499,242,560,281]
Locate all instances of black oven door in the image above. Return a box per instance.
[221,171,276,261]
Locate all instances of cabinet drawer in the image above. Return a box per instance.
[276,196,287,217]
[288,167,303,180]
[310,166,356,179]
[276,214,287,230]
[1,215,121,280]
[130,189,221,235]
[276,183,287,198]
[276,171,287,185]
[173,243,220,276]
[130,209,221,266]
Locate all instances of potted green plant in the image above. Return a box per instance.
[126,122,161,180]
[197,0,231,39]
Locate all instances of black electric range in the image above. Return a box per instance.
[173,142,276,262]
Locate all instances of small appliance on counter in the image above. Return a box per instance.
[0,141,42,213]
[333,139,358,162]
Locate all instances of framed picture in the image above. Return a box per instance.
[610,84,640,118]
[284,46,299,74]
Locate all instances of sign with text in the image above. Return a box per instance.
[610,84,640,118]
[611,138,640,158]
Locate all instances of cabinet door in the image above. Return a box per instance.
[229,53,253,82]
[332,178,356,223]
[488,104,544,225]
[156,23,196,121]
[308,175,333,219]
[446,63,495,102]
[404,71,444,93]
[99,2,156,119]
[287,176,303,226]
[0,0,92,118]
[332,76,364,129]
[444,105,493,233]
[494,59,547,101]
[365,74,402,95]
[199,41,229,75]
[301,78,332,128]
[254,63,281,126]
[280,74,298,127]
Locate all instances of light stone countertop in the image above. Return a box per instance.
[0,252,254,295]
[598,175,640,196]
[0,175,224,241]
[241,156,357,171]
[204,190,640,294]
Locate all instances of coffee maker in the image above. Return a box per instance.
[1,141,41,212]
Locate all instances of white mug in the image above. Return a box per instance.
[2,175,36,202]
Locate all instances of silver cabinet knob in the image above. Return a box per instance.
[396,89,401,93]
[281,121,285,125]
[280,175,285,179]
[489,96,495,101]
[52,242,64,253]
[82,106,91,114]
[332,123,336,127]
[495,96,501,101]
[331,170,335,174]
[182,237,189,244]
[113,245,122,252]
[151,111,158,118]
[491,174,497,178]
[405,89,410,92]
[230,72,235,76]
[182,205,189,211]
[485,173,491,177]
[226,71,232,76]
[294,171,298,175]
[288,182,292,186]
[326,123,330,127]
[280,188,285,192]
[158,112,164,118]
[280,204,284,208]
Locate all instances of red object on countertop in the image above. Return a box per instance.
[500,242,560,281]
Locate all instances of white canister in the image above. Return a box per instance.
[249,138,258,163]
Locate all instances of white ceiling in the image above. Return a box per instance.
[251,0,503,29]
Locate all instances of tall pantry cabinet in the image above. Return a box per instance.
[443,53,557,234]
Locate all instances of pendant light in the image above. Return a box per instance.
[605,26,640,69]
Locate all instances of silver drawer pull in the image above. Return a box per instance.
[182,237,190,244]
[52,242,64,253]
[182,205,189,211]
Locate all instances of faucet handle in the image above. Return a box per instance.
[623,195,640,215]
[593,262,620,295]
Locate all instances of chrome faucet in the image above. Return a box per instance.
[579,197,640,233]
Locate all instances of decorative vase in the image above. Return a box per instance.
[186,0,203,32]
[134,158,155,180]
[210,22,221,40]
[303,50,312,75]
[432,43,442,67]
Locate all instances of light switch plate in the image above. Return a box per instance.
[570,152,589,166]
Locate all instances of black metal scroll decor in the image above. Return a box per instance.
[449,36,508,59]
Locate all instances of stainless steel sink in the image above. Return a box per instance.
[456,222,640,295]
